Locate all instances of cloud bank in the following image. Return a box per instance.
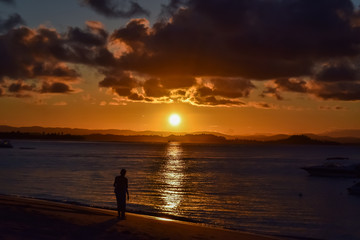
[82,0,149,18]
[1,0,360,105]
[0,0,15,5]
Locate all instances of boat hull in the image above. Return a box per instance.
[348,182,360,195]
[302,166,360,178]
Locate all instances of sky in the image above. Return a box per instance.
[0,0,360,135]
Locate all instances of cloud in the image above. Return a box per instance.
[319,105,346,110]
[82,0,149,18]
[109,0,358,78]
[0,21,111,97]
[263,74,360,101]
[8,82,34,93]
[273,78,308,93]
[312,81,360,101]
[0,0,15,5]
[67,22,108,47]
[41,82,72,93]
[97,0,360,104]
[0,13,25,33]
[2,0,360,104]
[315,60,358,82]
[197,78,255,98]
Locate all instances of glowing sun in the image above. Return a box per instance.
[169,114,181,126]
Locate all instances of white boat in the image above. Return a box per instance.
[301,162,360,178]
[348,182,360,195]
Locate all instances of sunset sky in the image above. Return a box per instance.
[1,0,360,135]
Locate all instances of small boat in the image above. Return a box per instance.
[326,157,349,160]
[348,182,360,195]
[0,139,13,148]
[301,162,360,178]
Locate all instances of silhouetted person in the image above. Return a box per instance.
[114,169,129,219]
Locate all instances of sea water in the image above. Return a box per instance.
[0,140,360,240]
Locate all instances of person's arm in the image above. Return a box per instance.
[113,177,116,187]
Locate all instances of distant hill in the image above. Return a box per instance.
[0,125,359,144]
[0,125,177,137]
[269,135,339,145]
[231,134,289,141]
[320,129,360,138]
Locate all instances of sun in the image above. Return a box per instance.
[169,114,181,126]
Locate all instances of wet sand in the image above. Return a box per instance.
[0,195,284,240]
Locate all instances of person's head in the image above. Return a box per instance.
[120,169,126,176]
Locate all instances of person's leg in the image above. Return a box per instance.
[115,194,121,218]
[119,195,126,219]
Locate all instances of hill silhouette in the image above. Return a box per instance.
[0,131,347,145]
[0,125,359,144]
[269,135,339,145]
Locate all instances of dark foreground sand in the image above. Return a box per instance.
[0,195,284,240]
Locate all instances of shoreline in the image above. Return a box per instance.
[0,194,285,240]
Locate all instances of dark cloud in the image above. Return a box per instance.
[0,0,15,5]
[67,23,108,47]
[0,13,25,33]
[319,105,346,110]
[0,26,81,81]
[82,0,149,18]
[111,18,149,50]
[261,78,308,100]
[260,87,284,101]
[99,71,139,97]
[109,0,359,78]
[315,61,358,82]
[264,75,360,101]
[98,71,196,102]
[312,81,360,101]
[99,71,138,88]
[185,78,254,106]
[255,102,272,109]
[193,95,245,106]
[158,0,185,18]
[41,82,72,93]
[97,0,360,104]
[8,82,34,93]
[2,0,360,104]
[274,78,308,93]
[128,92,144,100]
[143,78,169,98]
[0,22,113,97]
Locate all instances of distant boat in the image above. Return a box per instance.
[348,182,360,195]
[301,161,360,178]
[326,157,349,160]
[0,140,13,148]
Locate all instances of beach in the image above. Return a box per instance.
[0,195,283,240]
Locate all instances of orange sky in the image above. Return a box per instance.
[0,0,359,135]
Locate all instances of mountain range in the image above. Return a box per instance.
[0,125,359,144]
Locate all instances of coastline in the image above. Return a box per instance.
[0,194,284,240]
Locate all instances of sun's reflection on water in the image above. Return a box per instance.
[159,142,185,213]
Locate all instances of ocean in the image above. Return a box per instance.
[0,140,359,240]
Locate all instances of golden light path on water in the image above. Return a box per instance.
[160,142,185,213]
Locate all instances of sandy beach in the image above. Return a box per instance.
[0,195,284,240]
